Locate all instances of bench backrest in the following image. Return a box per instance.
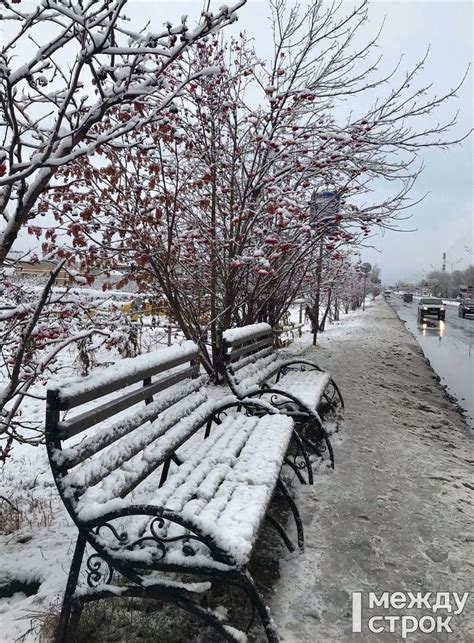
[221,323,279,397]
[45,341,209,525]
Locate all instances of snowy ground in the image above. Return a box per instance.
[1,300,472,641]
[272,300,473,642]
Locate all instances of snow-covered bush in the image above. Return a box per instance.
[37,2,468,373]
[0,0,246,457]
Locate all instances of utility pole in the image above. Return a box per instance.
[313,236,324,346]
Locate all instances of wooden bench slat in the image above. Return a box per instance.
[229,352,279,395]
[230,346,274,373]
[55,344,199,410]
[62,390,209,496]
[59,377,205,468]
[58,365,199,439]
[226,336,273,363]
[223,326,273,348]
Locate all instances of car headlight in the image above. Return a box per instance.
[440,306,445,311]
[421,306,428,310]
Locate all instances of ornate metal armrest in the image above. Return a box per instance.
[203,397,280,438]
[275,359,324,382]
[241,388,334,468]
[242,387,322,424]
[81,504,235,587]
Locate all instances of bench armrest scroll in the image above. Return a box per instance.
[82,505,236,570]
[275,359,324,383]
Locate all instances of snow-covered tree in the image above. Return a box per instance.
[39,0,468,376]
[425,266,474,298]
[0,0,244,260]
[0,0,245,458]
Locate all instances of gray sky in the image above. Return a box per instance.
[354,0,473,285]
[8,0,473,285]
[148,0,474,285]
[236,0,473,285]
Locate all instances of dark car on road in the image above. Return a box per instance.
[418,298,446,321]
[458,299,474,318]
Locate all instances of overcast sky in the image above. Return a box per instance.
[346,0,473,285]
[232,0,473,285]
[140,0,474,285]
[8,0,473,285]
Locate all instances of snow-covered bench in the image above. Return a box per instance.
[45,342,308,643]
[221,323,344,468]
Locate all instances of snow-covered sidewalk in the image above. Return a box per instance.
[1,299,472,642]
[272,299,473,641]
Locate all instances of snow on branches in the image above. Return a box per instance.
[0,0,246,263]
[37,0,469,377]
[0,1,246,455]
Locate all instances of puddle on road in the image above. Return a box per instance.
[394,304,474,429]
[419,319,446,338]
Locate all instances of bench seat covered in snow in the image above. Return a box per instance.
[46,342,307,643]
[276,369,332,411]
[221,323,344,467]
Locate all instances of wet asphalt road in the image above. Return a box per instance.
[390,298,474,429]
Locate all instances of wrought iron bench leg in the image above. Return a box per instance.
[55,533,86,643]
[332,379,344,409]
[234,570,280,643]
[298,420,334,469]
[79,585,244,643]
[323,428,335,468]
[291,430,313,485]
[265,514,295,553]
[322,379,345,420]
[283,457,307,484]
[66,599,83,642]
[308,418,334,469]
[277,479,304,550]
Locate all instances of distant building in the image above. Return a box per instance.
[5,253,71,286]
[6,253,137,291]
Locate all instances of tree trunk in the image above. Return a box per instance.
[319,288,332,331]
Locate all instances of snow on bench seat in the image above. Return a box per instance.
[55,341,198,408]
[78,413,294,569]
[46,341,300,642]
[222,323,336,414]
[276,370,331,411]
